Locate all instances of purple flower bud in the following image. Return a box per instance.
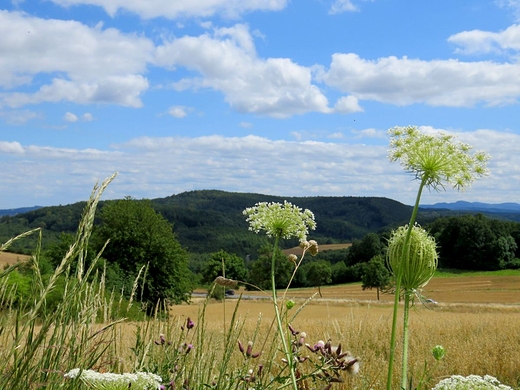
[288,324,299,336]
[238,340,245,354]
[246,341,253,357]
[186,317,195,330]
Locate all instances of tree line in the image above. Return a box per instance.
[2,195,520,309]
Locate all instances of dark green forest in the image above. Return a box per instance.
[1,190,520,307]
[0,190,422,255]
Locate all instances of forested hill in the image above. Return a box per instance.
[152,190,415,253]
[5,189,518,255]
[1,190,417,254]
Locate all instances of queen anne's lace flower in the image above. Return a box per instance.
[243,201,316,242]
[64,368,162,389]
[432,374,513,389]
[388,126,489,191]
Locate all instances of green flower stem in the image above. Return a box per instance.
[271,235,298,390]
[401,291,412,389]
[386,177,426,390]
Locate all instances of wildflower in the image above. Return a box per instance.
[432,374,513,389]
[308,240,319,256]
[432,345,446,361]
[306,340,359,375]
[155,334,166,345]
[238,340,261,358]
[186,317,195,330]
[64,368,162,389]
[288,324,299,335]
[286,299,296,310]
[243,201,316,241]
[387,224,438,291]
[388,126,489,191]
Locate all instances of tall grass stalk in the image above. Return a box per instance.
[0,173,118,388]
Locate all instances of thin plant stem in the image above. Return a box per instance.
[271,235,298,390]
[386,177,426,390]
[401,291,412,389]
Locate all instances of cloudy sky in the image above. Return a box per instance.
[1,0,520,209]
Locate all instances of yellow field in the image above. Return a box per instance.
[1,249,519,387]
[0,251,30,268]
[283,243,352,256]
[172,275,520,389]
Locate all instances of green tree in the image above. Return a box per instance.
[248,244,293,290]
[361,255,390,300]
[430,214,518,270]
[305,260,332,297]
[94,198,193,308]
[202,250,248,285]
[346,233,383,266]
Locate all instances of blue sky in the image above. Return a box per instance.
[1,0,520,209]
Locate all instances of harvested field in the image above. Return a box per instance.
[0,252,30,268]
[282,243,351,256]
[172,274,520,388]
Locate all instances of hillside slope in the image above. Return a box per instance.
[1,190,414,254]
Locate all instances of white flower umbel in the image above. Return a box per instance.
[388,126,489,191]
[243,201,316,242]
[432,374,513,390]
[64,369,162,390]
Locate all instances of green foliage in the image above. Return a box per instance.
[201,249,248,285]
[248,244,292,290]
[1,270,32,308]
[304,260,332,297]
[361,255,391,300]
[346,232,384,266]
[93,197,193,307]
[429,214,518,270]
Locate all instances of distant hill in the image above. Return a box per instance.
[0,191,414,254]
[422,201,520,213]
[0,206,42,217]
[2,192,520,255]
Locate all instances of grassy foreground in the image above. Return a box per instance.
[0,178,518,388]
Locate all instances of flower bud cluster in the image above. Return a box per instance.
[299,240,319,256]
[238,340,262,359]
[305,340,360,376]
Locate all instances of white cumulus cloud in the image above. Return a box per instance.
[320,53,520,107]
[329,0,359,14]
[168,106,189,118]
[155,24,332,118]
[0,10,153,108]
[64,112,78,122]
[448,24,520,55]
[1,129,517,208]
